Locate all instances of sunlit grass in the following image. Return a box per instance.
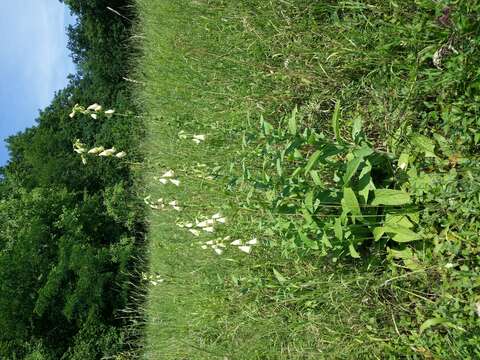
[130,1,404,359]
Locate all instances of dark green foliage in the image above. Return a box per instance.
[0,0,142,358]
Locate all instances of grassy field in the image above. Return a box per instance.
[132,1,480,359]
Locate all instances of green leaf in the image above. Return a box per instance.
[373,227,385,241]
[332,101,341,142]
[411,134,436,158]
[276,158,283,177]
[419,318,465,334]
[387,247,413,260]
[299,231,319,250]
[384,224,422,243]
[260,115,273,136]
[288,106,298,135]
[343,155,363,185]
[352,116,362,140]
[349,243,361,258]
[357,160,375,203]
[305,191,314,213]
[322,232,332,248]
[432,133,452,156]
[272,268,287,284]
[334,218,343,240]
[342,187,362,218]
[385,214,413,229]
[304,150,322,173]
[309,170,323,186]
[398,152,409,171]
[371,189,411,206]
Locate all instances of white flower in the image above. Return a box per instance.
[203,227,215,233]
[73,148,86,154]
[105,109,115,117]
[170,179,180,186]
[91,113,98,120]
[172,206,182,211]
[99,148,116,157]
[168,200,178,206]
[238,245,252,254]
[159,178,168,184]
[246,238,258,245]
[162,170,175,178]
[189,229,200,237]
[115,151,127,158]
[88,146,105,154]
[193,139,201,144]
[178,131,188,139]
[193,134,206,141]
[205,240,214,245]
[217,243,226,248]
[211,213,222,219]
[143,195,151,204]
[87,103,103,112]
[69,111,76,118]
[196,220,208,228]
[81,156,87,165]
[216,217,226,224]
[230,240,242,246]
[201,245,208,250]
[213,248,224,255]
[223,236,231,241]
[206,219,215,226]
[184,223,193,228]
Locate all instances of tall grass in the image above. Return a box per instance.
[131,0,480,358]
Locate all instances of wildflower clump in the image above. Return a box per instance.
[144,196,182,211]
[156,170,180,186]
[69,103,115,120]
[141,272,165,286]
[73,139,126,164]
[230,238,258,254]
[199,238,227,255]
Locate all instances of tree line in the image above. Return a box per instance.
[0,1,144,358]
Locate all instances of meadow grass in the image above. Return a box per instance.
[132,0,480,358]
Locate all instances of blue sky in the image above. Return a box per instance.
[0,0,76,166]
